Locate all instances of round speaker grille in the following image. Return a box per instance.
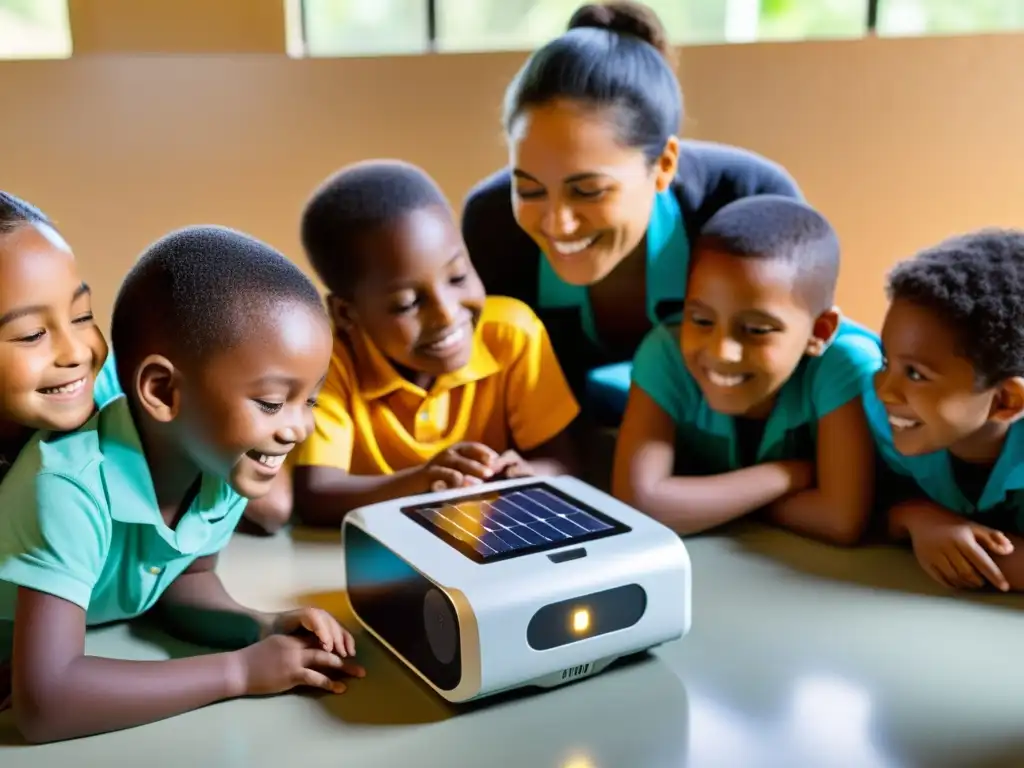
[423,587,457,665]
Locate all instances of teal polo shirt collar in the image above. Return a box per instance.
[93,352,124,410]
[924,421,1024,513]
[538,189,689,348]
[99,397,235,552]
[691,364,811,468]
[752,371,810,464]
[870,385,1024,514]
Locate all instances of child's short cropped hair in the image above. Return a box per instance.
[300,160,450,297]
[698,194,840,313]
[110,224,325,386]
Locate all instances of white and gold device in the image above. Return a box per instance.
[342,476,692,703]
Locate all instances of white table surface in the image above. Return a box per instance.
[3,521,1023,767]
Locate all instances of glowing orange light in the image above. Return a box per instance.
[572,608,590,632]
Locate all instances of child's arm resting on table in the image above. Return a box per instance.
[290,390,440,526]
[764,333,882,545]
[156,554,354,654]
[612,385,812,535]
[13,587,241,743]
[295,430,577,523]
[294,441,509,526]
[12,586,360,743]
[764,398,875,546]
[268,432,574,530]
[294,427,577,521]
[296,464,445,526]
[887,497,1022,592]
[289,374,489,525]
[5,477,361,743]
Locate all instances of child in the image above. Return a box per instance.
[0,190,118,717]
[867,229,1024,593]
[282,160,579,528]
[0,191,117,480]
[0,225,363,742]
[613,195,882,545]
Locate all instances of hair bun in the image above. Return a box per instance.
[567,2,670,59]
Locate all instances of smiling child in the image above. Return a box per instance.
[867,229,1024,592]
[613,195,882,544]
[0,225,363,742]
[277,160,580,529]
[0,192,113,479]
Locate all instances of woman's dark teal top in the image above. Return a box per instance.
[461,140,802,425]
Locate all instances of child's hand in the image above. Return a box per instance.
[905,504,1014,591]
[234,633,365,697]
[423,442,500,491]
[492,450,535,480]
[264,606,357,658]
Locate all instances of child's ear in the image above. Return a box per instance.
[991,376,1024,423]
[805,306,842,357]
[135,355,181,423]
[654,135,680,192]
[326,294,356,333]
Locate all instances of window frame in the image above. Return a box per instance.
[293,0,883,55]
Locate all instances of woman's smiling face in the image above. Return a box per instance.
[508,99,677,286]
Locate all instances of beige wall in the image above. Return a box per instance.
[67,0,287,53]
[2,21,1023,333]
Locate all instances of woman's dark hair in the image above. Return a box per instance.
[502,1,682,164]
[0,190,52,235]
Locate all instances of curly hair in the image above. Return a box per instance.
[887,228,1024,387]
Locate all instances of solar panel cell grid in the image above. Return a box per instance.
[409,487,616,559]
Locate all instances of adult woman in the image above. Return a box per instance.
[461,1,802,424]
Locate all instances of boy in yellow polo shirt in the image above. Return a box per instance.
[288,160,579,527]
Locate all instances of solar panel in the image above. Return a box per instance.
[401,482,630,564]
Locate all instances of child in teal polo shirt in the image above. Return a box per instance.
[0,191,111,481]
[613,195,882,545]
[867,229,1024,593]
[0,225,364,742]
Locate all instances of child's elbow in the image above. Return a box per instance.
[611,470,642,510]
[293,502,338,529]
[14,694,66,744]
[613,476,661,521]
[17,714,57,744]
[292,489,333,528]
[826,503,871,547]
[241,496,292,536]
[828,523,865,548]
[291,473,346,529]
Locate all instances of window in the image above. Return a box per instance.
[436,0,868,51]
[298,0,429,56]
[877,0,1024,37]
[0,0,71,59]
[755,0,869,42]
[290,0,1024,57]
